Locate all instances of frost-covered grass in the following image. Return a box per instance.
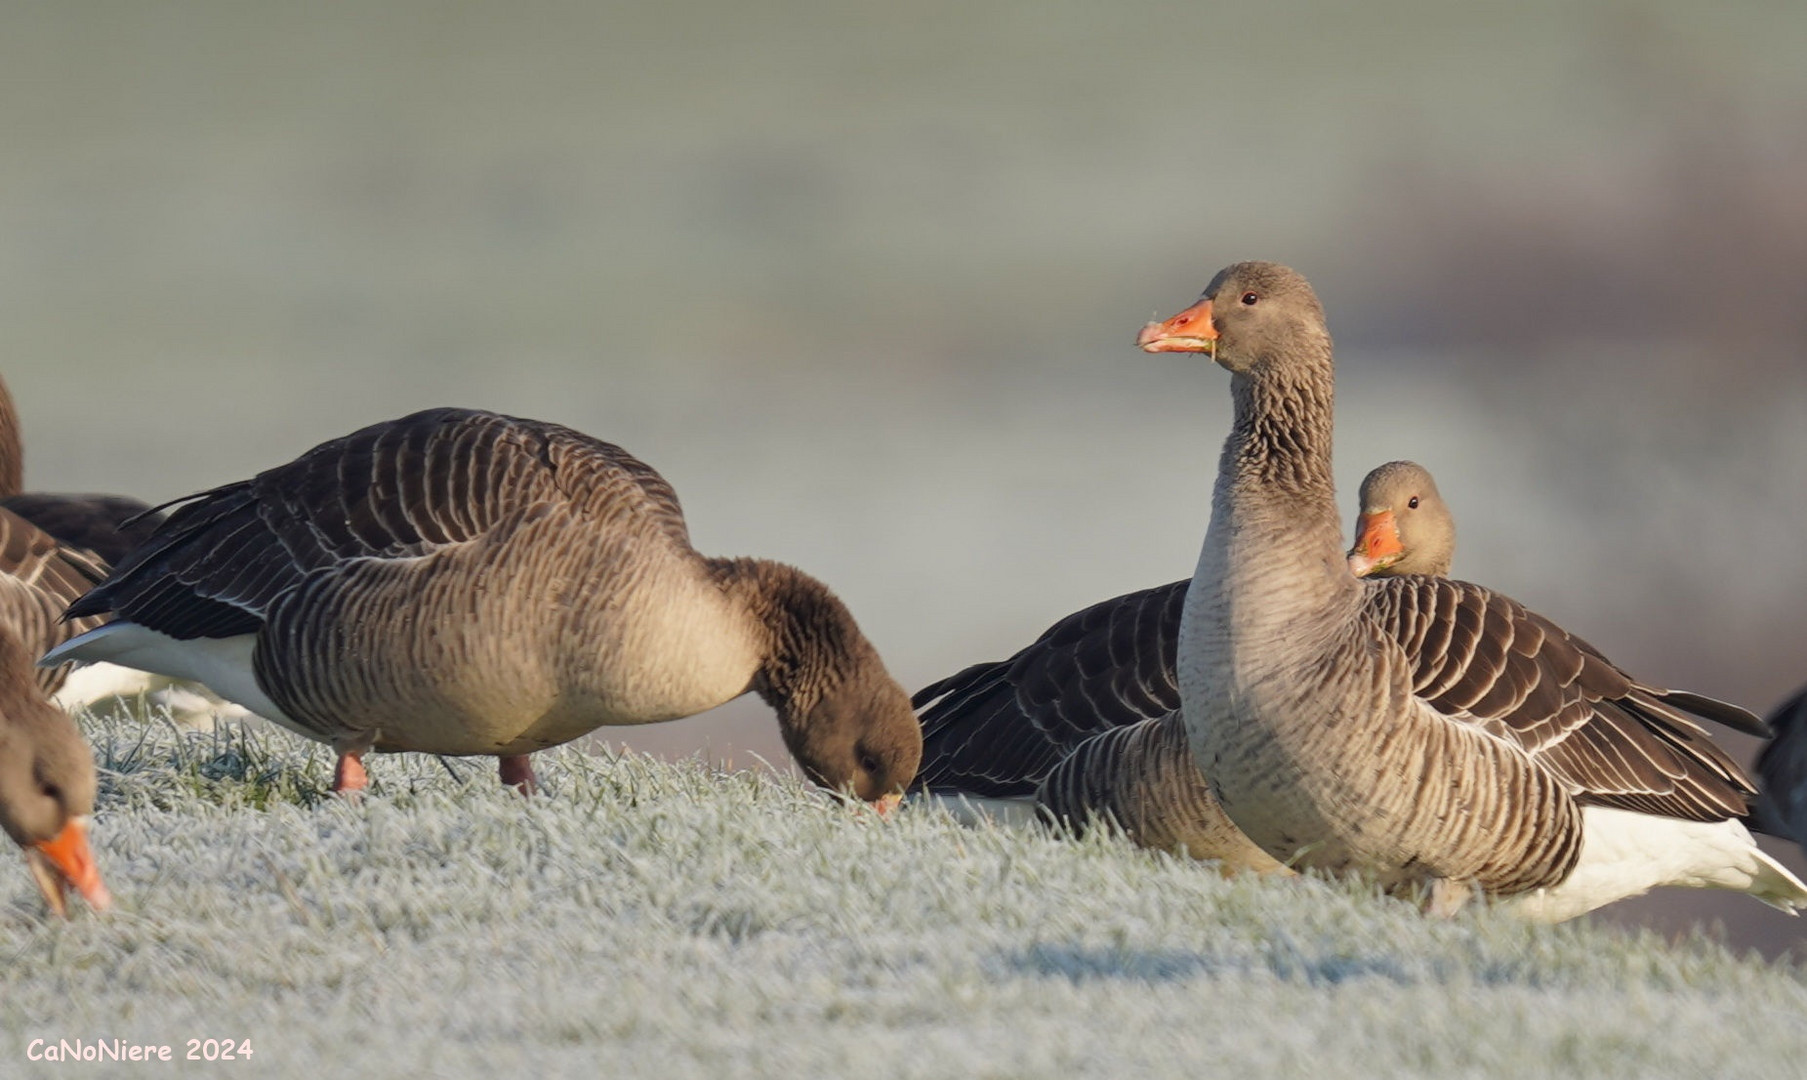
[4,711,1807,1078]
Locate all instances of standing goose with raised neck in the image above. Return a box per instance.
[43,408,921,803]
[0,626,111,916]
[911,461,1454,870]
[1137,261,1804,919]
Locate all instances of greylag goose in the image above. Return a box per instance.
[910,460,1453,873]
[0,626,110,916]
[1752,687,1807,843]
[43,408,922,802]
[0,377,162,565]
[1138,260,1804,920]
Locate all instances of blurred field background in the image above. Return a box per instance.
[1,2,1804,953]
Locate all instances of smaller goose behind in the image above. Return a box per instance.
[0,627,110,916]
[1344,461,1454,578]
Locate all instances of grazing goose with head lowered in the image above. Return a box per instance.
[1136,260,1803,920]
[0,626,111,916]
[911,460,1454,871]
[44,408,921,803]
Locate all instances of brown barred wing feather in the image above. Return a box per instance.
[63,408,695,644]
[1365,576,1755,823]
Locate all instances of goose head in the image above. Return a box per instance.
[0,681,110,917]
[1137,260,1330,375]
[1347,460,1456,578]
[778,670,923,812]
[734,559,923,809]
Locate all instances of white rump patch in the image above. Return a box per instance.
[1503,807,1807,922]
[42,622,297,731]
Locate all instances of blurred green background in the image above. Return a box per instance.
[4,2,1805,950]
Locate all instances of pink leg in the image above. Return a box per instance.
[498,754,538,795]
[333,750,370,795]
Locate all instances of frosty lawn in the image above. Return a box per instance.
[5,710,1807,1078]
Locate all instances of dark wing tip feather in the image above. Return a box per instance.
[1648,687,1770,739]
[910,579,1189,798]
[1371,575,1758,824]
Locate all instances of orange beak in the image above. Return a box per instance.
[1347,510,1404,577]
[25,817,111,917]
[1137,298,1218,354]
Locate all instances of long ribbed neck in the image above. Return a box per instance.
[0,378,22,496]
[1225,352,1338,498]
[1196,343,1360,655]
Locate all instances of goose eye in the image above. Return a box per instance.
[1240,292,1259,306]
[1408,496,1420,510]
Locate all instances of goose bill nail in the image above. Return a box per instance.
[1349,511,1403,576]
[30,817,110,912]
[1136,299,1218,354]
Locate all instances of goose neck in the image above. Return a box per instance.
[705,556,875,721]
[1200,355,1359,627]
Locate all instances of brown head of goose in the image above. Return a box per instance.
[44,408,921,805]
[1136,261,1804,919]
[0,627,110,916]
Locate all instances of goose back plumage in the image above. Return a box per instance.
[66,408,751,753]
